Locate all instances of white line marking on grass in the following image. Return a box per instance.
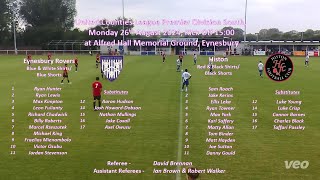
[176,72,183,180]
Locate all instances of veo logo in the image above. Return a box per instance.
[284,160,309,169]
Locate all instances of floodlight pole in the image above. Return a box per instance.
[13,20,17,55]
[12,2,18,55]
[122,0,125,54]
[244,0,247,44]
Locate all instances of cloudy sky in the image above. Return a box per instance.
[75,0,318,33]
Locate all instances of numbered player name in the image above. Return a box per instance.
[105,125,131,130]
[35,93,61,98]
[32,106,63,111]
[272,112,305,117]
[210,112,232,117]
[29,125,67,129]
[208,93,233,98]
[34,144,63,149]
[34,87,62,91]
[274,125,305,130]
[206,106,235,111]
[34,118,62,123]
[209,99,232,104]
[274,119,304,123]
[24,137,72,143]
[28,112,68,116]
[208,144,233,149]
[206,138,235,143]
[277,106,300,111]
[208,119,234,124]
[208,125,234,130]
[96,106,141,110]
[33,99,64,104]
[28,151,67,155]
[208,131,234,136]
[209,87,233,91]
[102,99,134,104]
[206,151,235,156]
[276,99,302,105]
[99,112,136,117]
[106,118,131,123]
[33,131,63,136]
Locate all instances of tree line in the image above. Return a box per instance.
[0,0,319,49]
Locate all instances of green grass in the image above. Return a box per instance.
[0,54,319,180]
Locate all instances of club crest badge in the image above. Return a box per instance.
[265,53,293,82]
[101,56,123,82]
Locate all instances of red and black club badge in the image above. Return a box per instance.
[265,53,294,82]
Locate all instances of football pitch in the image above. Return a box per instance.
[0,54,319,180]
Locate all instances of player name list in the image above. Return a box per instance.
[19,88,143,156]
[273,90,305,131]
[26,86,70,156]
[206,87,235,156]
[99,90,142,130]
